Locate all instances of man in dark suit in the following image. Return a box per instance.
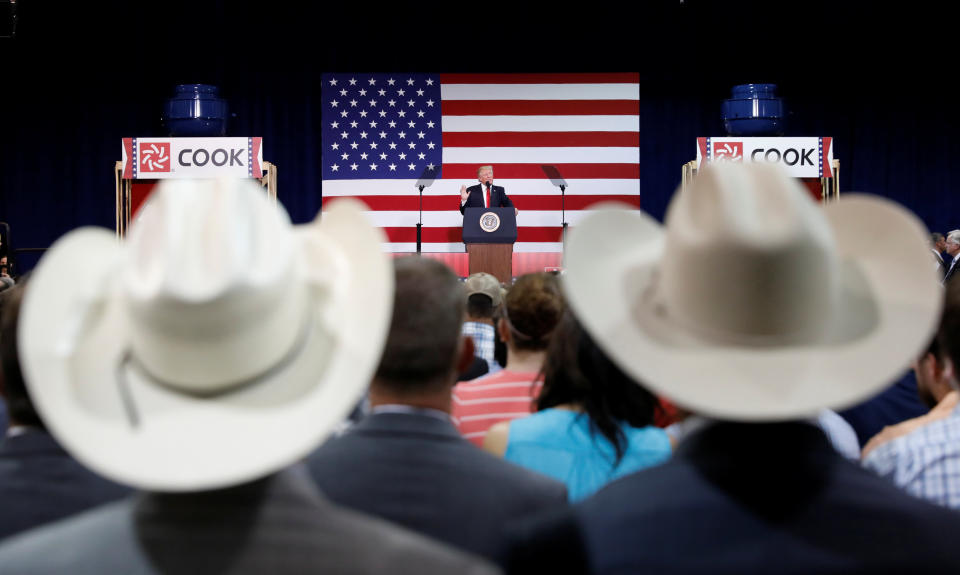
[944,230,960,284]
[459,165,517,216]
[931,232,948,278]
[0,284,130,542]
[307,256,567,565]
[508,164,960,574]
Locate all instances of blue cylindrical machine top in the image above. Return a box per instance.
[163,84,228,137]
[721,83,784,136]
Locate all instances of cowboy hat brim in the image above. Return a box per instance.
[18,199,392,491]
[564,196,942,421]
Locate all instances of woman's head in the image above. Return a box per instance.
[538,311,662,463]
[500,273,564,352]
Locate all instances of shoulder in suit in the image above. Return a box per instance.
[460,185,486,214]
[508,422,960,574]
[307,412,567,564]
[0,464,499,575]
[0,430,131,541]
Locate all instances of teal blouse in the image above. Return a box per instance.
[505,408,671,501]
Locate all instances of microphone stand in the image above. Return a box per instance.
[540,165,569,266]
[561,183,567,232]
[413,166,438,255]
[416,183,425,254]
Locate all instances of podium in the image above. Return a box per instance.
[463,207,517,284]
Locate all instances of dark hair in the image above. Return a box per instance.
[932,232,945,244]
[503,273,563,352]
[493,306,507,369]
[466,293,495,319]
[374,257,465,394]
[537,312,660,464]
[937,279,960,376]
[0,282,44,429]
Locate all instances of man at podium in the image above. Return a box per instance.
[459,165,518,216]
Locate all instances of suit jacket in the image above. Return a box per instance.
[306,411,568,564]
[0,429,130,541]
[508,421,960,574]
[460,184,514,214]
[945,259,959,284]
[0,464,499,575]
[933,249,947,279]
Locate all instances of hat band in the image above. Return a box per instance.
[639,273,835,348]
[113,309,316,428]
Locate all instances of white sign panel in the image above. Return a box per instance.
[122,137,263,180]
[696,137,833,178]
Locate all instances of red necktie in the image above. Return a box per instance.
[486,185,491,208]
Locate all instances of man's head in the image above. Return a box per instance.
[0,283,43,429]
[499,273,564,352]
[914,334,951,409]
[373,257,473,399]
[933,233,947,253]
[477,165,494,186]
[464,272,501,322]
[946,231,960,257]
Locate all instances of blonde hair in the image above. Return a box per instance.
[477,165,494,177]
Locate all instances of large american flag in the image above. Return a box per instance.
[320,73,639,252]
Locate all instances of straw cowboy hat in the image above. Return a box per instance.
[564,163,942,421]
[17,179,393,491]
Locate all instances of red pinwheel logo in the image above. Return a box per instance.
[713,142,743,162]
[140,143,171,172]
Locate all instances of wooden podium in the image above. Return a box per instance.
[463,207,517,283]
[467,244,513,283]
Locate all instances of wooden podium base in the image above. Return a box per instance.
[467,243,513,284]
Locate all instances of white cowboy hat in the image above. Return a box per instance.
[564,163,942,421]
[18,179,393,491]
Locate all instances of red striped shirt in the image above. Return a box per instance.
[451,370,543,447]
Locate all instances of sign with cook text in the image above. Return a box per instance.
[122,137,263,179]
[697,137,833,178]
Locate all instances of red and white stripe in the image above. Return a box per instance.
[322,73,640,253]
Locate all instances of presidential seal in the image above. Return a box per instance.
[479,211,501,233]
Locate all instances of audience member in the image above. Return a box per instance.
[452,272,563,446]
[932,232,948,278]
[307,256,566,565]
[0,180,498,574]
[483,311,671,501]
[943,230,960,283]
[0,283,130,542]
[508,163,960,574]
[0,255,12,293]
[461,272,503,375]
[862,281,960,507]
[837,370,930,446]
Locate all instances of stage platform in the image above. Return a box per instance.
[390,252,562,279]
